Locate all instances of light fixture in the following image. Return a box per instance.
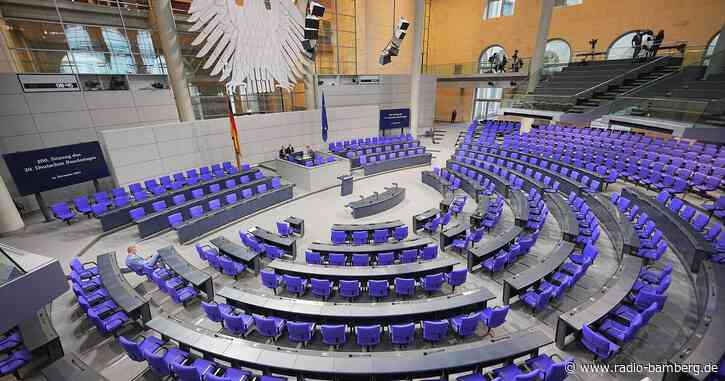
[302,1,325,52]
[379,17,411,66]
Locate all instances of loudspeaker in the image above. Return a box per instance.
[304,28,319,40]
[309,1,325,17]
[395,30,406,40]
[379,54,392,65]
[302,39,317,51]
[305,16,320,29]
[398,18,410,31]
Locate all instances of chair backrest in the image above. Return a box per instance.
[356,325,381,346]
[201,301,221,322]
[401,249,418,263]
[276,222,290,236]
[152,200,166,212]
[257,184,268,193]
[422,320,449,341]
[329,253,347,265]
[190,205,204,218]
[225,193,238,204]
[373,229,389,242]
[130,207,146,221]
[168,213,183,227]
[421,244,438,260]
[225,179,236,189]
[423,273,445,290]
[242,188,253,198]
[271,177,281,189]
[377,252,395,265]
[483,305,510,328]
[192,189,204,199]
[352,231,368,244]
[339,280,360,295]
[305,250,321,264]
[288,321,313,342]
[352,254,369,266]
[261,270,280,288]
[390,322,415,344]
[311,278,331,293]
[331,230,347,244]
[253,315,279,336]
[447,269,467,286]
[209,199,221,210]
[320,324,346,345]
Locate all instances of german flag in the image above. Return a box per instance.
[226,91,241,168]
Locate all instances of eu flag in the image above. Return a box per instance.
[321,91,329,142]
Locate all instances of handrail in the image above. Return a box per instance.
[571,55,672,101]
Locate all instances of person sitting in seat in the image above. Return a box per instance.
[125,246,160,274]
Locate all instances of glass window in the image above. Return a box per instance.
[544,39,571,64]
[485,0,501,19]
[555,0,583,6]
[704,32,720,66]
[607,31,638,60]
[502,0,515,16]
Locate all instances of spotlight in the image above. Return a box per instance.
[398,17,410,31]
[309,1,325,17]
[488,81,495,87]
[305,16,320,29]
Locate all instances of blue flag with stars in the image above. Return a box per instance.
[321,91,329,142]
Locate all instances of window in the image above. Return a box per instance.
[473,87,504,120]
[479,45,506,73]
[704,32,720,66]
[544,39,572,64]
[484,0,515,19]
[555,0,582,6]
[607,31,639,60]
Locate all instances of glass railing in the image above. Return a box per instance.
[607,96,710,124]
[423,58,531,76]
[8,48,168,75]
[693,99,725,128]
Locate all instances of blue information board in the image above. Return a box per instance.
[379,108,410,130]
[3,141,110,196]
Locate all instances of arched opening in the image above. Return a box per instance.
[704,32,720,66]
[607,31,641,60]
[478,45,507,73]
[545,39,572,64]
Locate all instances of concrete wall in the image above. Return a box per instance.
[0,73,178,210]
[416,75,437,133]
[100,105,379,188]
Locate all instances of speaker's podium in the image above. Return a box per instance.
[338,175,353,196]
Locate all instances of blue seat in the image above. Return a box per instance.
[393,225,408,241]
[445,269,467,292]
[352,254,369,266]
[525,355,574,381]
[287,321,315,347]
[51,202,76,224]
[356,324,381,350]
[420,244,438,260]
[450,312,481,338]
[305,250,322,264]
[119,335,164,362]
[521,284,554,313]
[367,279,389,300]
[283,274,307,297]
[580,324,620,360]
[389,322,415,347]
[377,252,395,265]
[171,357,215,381]
[400,249,418,263]
[143,346,187,377]
[219,256,245,279]
[261,270,284,294]
[481,305,509,335]
[320,324,347,349]
[276,222,291,237]
[373,229,389,244]
[352,231,368,245]
[421,319,449,344]
[331,230,347,245]
[311,278,332,300]
[253,315,286,341]
[73,196,93,217]
[421,273,445,295]
[220,307,253,336]
[329,253,347,266]
[394,277,416,297]
[201,301,224,322]
[339,279,361,301]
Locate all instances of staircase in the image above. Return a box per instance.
[565,61,682,114]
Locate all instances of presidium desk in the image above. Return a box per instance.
[346,185,405,219]
[275,154,350,193]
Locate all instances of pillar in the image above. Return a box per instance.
[526,0,555,93]
[409,0,425,137]
[0,176,24,233]
[150,0,195,121]
[705,23,725,79]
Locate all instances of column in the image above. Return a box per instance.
[526,0,555,93]
[705,23,725,79]
[150,0,195,121]
[409,0,425,137]
[0,176,24,233]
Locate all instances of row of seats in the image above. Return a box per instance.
[51,162,245,224]
[119,333,285,381]
[612,193,669,261]
[462,120,521,141]
[421,209,456,235]
[435,166,496,196]
[703,196,725,219]
[261,268,469,299]
[456,353,572,381]
[527,188,549,231]
[239,231,286,259]
[567,192,602,246]
[359,147,427,166]
[450,158,529,192]
[147,264,200,305]
[341,141,421,159]
[330,225,409,245]
[195,244,247,278]
[304,244,439,266]
[654,191,725,263]
[515,126,724,195]
[328,134,414,153]
[166,179,282,229]
[130,172,269,221]
[68,258,130,335]
[201,301,511,348]
[0,329,31,378]
[482,230,541,275]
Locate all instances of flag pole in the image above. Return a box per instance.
[225,85,242,169]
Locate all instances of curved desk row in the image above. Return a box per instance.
[97,252,151,323]
[580,193,640,255]
[502,241,576,304]
[363,153,432,176]
[147,316,552,380]
[665,261,725,381]
[466,225,524,271]
[137,176,272,238]
[347,186,406,219]
[157,246,213,301]
[421,170,450,196]
[308,237,433,256]
[459,144,605,187]
[553,196,644,348]
[413,208,438,232]
[210,237,261,274]
[249,226,297,259]
[446,159,528,226]
[543,193,579,244]
[621,188,715,273]
[266,257,458,282]
[348,145,421,168]
[175,184,294,244]
[217,286,495,325]
[97,168,258,231]
[469,195,491,229]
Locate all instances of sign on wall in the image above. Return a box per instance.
[17,74,80,93]
[379,108,411,130]
[3,142,110,196]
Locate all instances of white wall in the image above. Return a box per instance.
[100,105,379,188]
[317,74,437,136]
[0,73,179,210]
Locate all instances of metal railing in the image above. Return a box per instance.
[8,47,169,75]
[607,96,710,124]
[423,57,531,76]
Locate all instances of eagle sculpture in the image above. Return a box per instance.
[188,0,311,90]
